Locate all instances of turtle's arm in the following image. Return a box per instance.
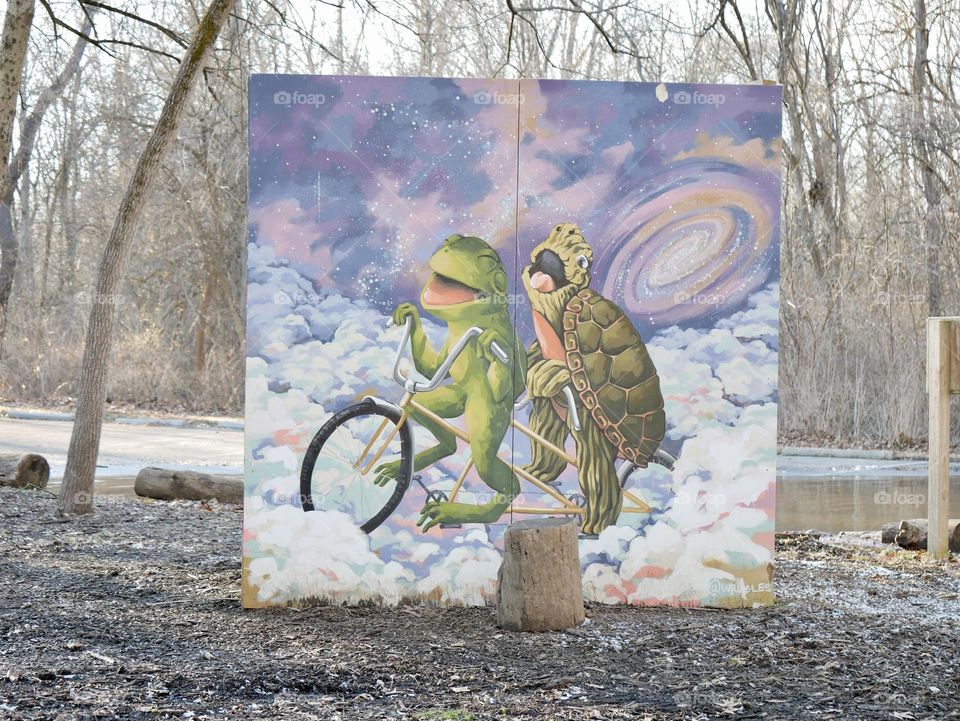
[526,340,544,367]
[527,359,571,399]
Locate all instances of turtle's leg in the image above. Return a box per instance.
[574,416,622,535]
[520,397,568,484]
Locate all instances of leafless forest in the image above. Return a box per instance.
[0,0,958,445]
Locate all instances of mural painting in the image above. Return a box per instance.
[244,75,782,608]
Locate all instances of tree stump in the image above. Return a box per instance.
[0,454,50,489]
[894,518,960,552]
[134,467,243,503]
[496,518,584,632]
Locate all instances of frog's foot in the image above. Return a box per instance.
[417,500,509,532]
[372,460,401,487]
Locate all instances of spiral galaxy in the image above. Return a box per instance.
[597,159,779,327]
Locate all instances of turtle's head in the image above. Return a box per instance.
[522,223,592,323]
[420,234,508,321]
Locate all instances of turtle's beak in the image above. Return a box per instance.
[528,249,567,293]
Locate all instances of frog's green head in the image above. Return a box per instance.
[420,234,509,320]
[522,223,593,323]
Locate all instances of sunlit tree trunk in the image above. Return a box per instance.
[0,0,35,342]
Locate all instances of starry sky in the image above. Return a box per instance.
[248,75,782,335]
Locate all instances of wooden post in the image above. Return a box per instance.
[927,318,954,558]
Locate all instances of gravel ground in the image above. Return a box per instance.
[1,487,958,721]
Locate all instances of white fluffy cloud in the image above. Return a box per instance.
[244,242,777,607]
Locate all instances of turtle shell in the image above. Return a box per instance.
[563,288,665,466]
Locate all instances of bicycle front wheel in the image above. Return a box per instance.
[300,400,413,533]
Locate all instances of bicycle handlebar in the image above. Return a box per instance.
[513,387,582,432]
[388,317,581,430]
[388,317,508,393]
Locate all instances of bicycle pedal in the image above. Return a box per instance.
[439,523,462,529]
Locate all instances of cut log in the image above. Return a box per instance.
[134,467,242,504]
[881,523,899,545]
[496,518,584,632]
[894,518,960,553]
[0,453,50,489]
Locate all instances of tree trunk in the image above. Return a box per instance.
[134,467,242,504]
[0,197,16,345]
[0,0,34,345]
[0,0,34,200]
[58,0,237,516]
[496,518,585,631]
[0,453,49,488]
[912,0,943,317]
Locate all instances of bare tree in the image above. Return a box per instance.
[58,0,237,515]
[0,15,92,348]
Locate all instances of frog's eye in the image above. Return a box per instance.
[576,254,590,270]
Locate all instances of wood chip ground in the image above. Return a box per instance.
[1,488,958,720]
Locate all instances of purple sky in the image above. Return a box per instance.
[248,76,782,335]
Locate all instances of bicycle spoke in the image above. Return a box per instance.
[319,446,358,470]
[306,408,406,529]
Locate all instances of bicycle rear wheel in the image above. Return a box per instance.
[300,400,413,533]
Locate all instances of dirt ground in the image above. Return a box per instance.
[1,487,958,721]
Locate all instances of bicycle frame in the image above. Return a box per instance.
[352,320,653,517]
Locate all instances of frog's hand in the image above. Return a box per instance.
[515,335,529,382]
[393,302,443,376]
[479,328,514,402]
[527,359,571,399]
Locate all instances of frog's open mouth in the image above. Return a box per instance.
[422,272,484,306]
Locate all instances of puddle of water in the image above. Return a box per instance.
[777,476,960,532]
